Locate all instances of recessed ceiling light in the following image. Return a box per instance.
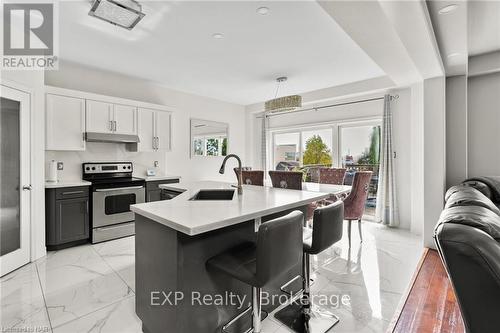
[438,4,458,15]
[212,33,224,39]
[447,52,461,58]
[256,7,270,15]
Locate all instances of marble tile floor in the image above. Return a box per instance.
[1,222,422,333]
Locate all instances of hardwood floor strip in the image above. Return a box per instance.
[386,248,428,332]
[392,249,465,333]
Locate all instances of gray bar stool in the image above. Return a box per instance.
[206,211,304,333]
[275,201,344,333]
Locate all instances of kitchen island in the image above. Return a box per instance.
[130,181,330,333]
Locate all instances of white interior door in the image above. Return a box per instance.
[0,84,31,276]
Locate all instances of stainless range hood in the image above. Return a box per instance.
[85,132,140,143]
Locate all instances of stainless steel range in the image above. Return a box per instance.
[83,162,145,243]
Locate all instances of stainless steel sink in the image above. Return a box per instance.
[189,189,235,201]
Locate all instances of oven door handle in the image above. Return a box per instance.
[95,186,144,192]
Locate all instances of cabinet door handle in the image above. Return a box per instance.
[156,137,160,149]
[153,136,157,150]
[109,120,113,131]
[113,121,117,132]
[86,201,89,214]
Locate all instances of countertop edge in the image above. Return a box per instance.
[131,191,329,236]
[45,180,92,188]
[142,175,182,182]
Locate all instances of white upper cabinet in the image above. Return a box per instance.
[137,108,172,152]
[137,107,155,152]
[46,94,86,151]
[44,86,172,152]
[86,100,113,133]
[113,104,137,135]
[155,111,172,151]
[86,100,137,135]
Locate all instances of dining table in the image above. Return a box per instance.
[301,182,352,200]
[264,180,352,201]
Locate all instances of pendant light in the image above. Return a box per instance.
[265,77,302,113]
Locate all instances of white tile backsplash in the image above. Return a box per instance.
[45,142,166,181]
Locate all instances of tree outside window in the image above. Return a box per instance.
[357,126,381,165]
[206,138,219,156]
[222,138,227,156]
[194,138,204,156]
[302,135,332,166]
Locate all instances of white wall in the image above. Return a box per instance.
[467,72,500,177]
[423,76,446,248]
[45,143,167,181]
[446,75,468,187]
[469,51,500,77]
[45,61,247,183]
[410,82,424,236]
[1,70,46,260]
[245,89,415,232]
[391,88,412,231]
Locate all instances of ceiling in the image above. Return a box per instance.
[427,0,468,75]
[468,0,500,56]
[427,0,500,76]
[57,1,385,105]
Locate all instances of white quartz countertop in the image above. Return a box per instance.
[141,175,181,182]
[131,181,330,236]
[302,182,351,195]
[45,180,91,188]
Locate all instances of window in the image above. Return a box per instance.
[340,124,381,218]
[340,125,381,167]
[301,129,333,168]
[269,120,381,219]
[193,136,227,157]
[273,132,300,171]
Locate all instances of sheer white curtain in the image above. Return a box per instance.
[375,95,399,227]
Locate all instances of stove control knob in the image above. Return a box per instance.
[91,167,96,171]
[128,166,131,169]
[123,166,126,169]
[86,167,90,171]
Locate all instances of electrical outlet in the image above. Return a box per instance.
[57,162,64,170]
[154,161,159,168]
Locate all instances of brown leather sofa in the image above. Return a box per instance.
[435,178,500,333]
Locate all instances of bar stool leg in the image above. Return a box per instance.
[274,253,340,333]
[302,253,311,316]
[348,220,352,248]
[358,219,363,243]
[253,287,263,333]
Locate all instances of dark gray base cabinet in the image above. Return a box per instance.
[45,186,90,250]
[146,179,180,202]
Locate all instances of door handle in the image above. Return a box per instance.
[156,137,160,149]
[95,186,144,192]
[109,120,113,131]
[22,185,32,191]
[113,121,117,132]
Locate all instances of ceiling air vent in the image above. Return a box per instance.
[89,0,145,30]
